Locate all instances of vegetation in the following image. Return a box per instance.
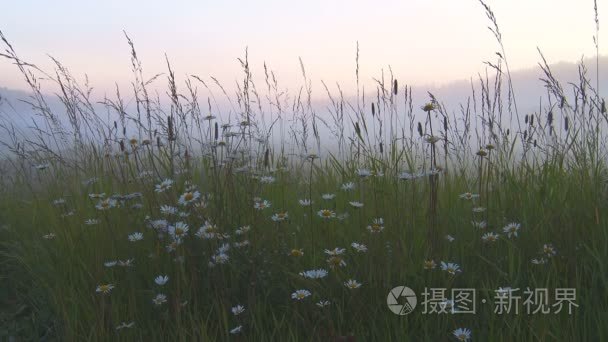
[1,1,607,340]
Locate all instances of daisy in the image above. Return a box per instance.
[115,321,135,330]
[543,243,557,257]
[53,198,66,206]
[104,261,117,267]
[291,289,311,300]
[35,163,50,170]
[234,240,250,248]
[445,234,455,242]
[324,247,346,256]
[160,205,178,215]
[424,260,437,270]
[357,169,372,178]
[169,222,189,240]
[440,262,461,275]
[481,232,499,243]
[254,199,271,210]
[152,294,167,305]
[531,258,548,265]
[155,179,174,193]
[502,222,521,238]
[459,192,479,200]
[452,328,472,341]
[88,193,106,199]
[367,218,385,233]
[327,256,347,269]
[85,219,100,225]
[341,182,355,191]
[344,279,362,289]
[317,209,336,219]
[128,232,144,242]
[230,325,243,335]
[299,269,328,279]
[42,233,56,240]
[235,225,251,235]
[349,201,364,208]
[298,199,312,206]
[154,275,169,286]
[96,283,115,294]
[178,190,200,206]
[259,176,276,184]
[231,305,245,316]
[289,248,304,257]
[471,220,487,229]
[472,206,486,213]
[96,198,117,211]
[118,259,134,267]
[322,193,336,200]
[212,253,229,264]
[316,300,331,308]
[351,242,368,252]
[271,211,288,222]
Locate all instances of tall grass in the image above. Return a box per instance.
[1,1,607,340]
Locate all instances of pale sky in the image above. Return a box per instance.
[0,0,605,95]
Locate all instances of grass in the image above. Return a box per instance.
[1,1,608,340]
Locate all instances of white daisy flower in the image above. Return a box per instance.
[299,269,328,279]
[481,232,499,243]
[96,283,115,294]
[317,209,336,219]
[154,275,169,286]
[259,176,276,184]
[367,218,385,233]
[502,222,521,238]
[42,233,56,240]
[531,258,548,265]
[445,234,455,242]
[152,293,167,305]
[440,261,461,275]
[472,206,486,213]
[96,198,117,211]
[104,261,117,267]
[118,259,135,267]
[349,201,364,208]
[341,182,355,191]
[471,220,487,229]
[298,199,312,206]
[452,327,472,341]
[316,300,331,308]
[271,212,288,222]
[542,243,557,257]
[398,171,419,180]
[178,191,200,206]
[254,199,271,210]
[322,193,336,200]
[168,222,189,240]
[459,192,479,200]
[155,179,174,193]
[235,225,251,235]
[85,219,100,225]
[115,321,135,330]
[344,279,362,289]
[357,169,372,178]
[212,253,229,264]
[160,205,178,215]
[128,232,144,242]
[291,289,311,300]
[351,242,368,252]
[324,247,346,256]
[231,305,245,316]
[229,325,243,335]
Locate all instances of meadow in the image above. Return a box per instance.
[1,3,608,341]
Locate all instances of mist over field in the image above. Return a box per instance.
[1,1,608,341]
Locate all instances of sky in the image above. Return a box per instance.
[0,0,606,96]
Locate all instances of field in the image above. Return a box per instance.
[1,3,608,341]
